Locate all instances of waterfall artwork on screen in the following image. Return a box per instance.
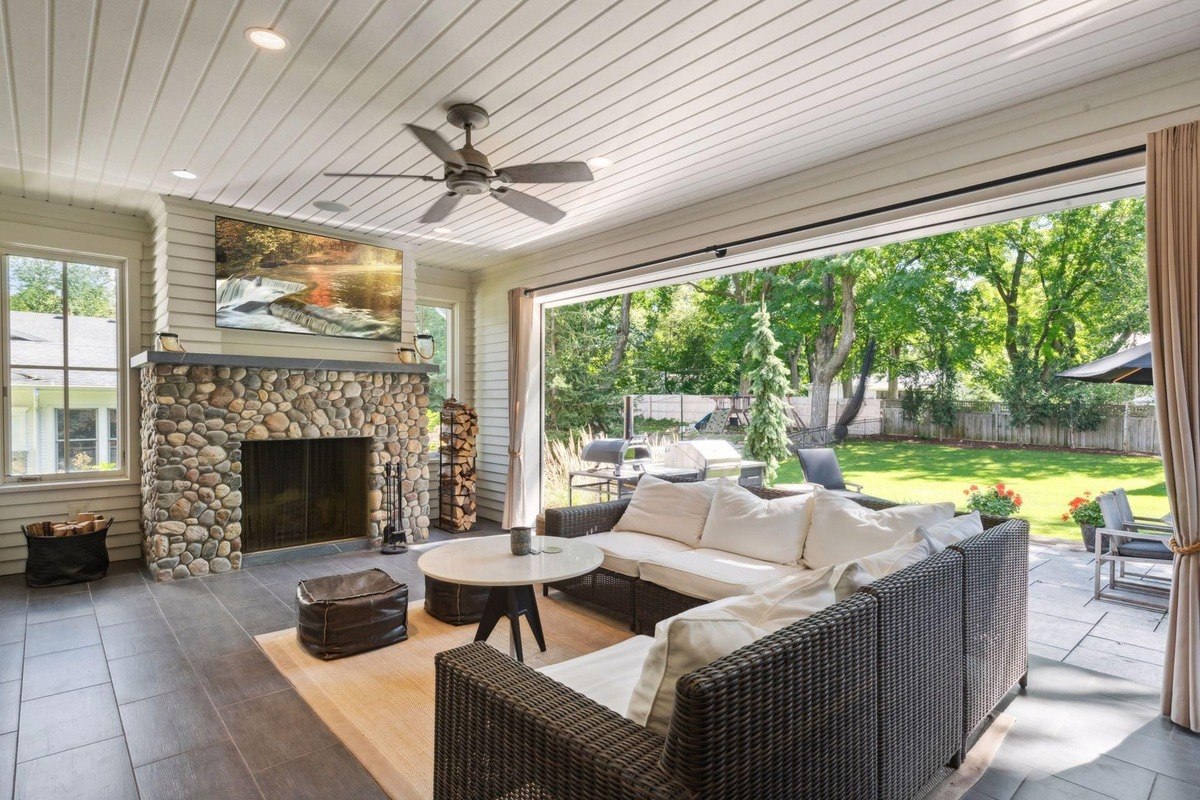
[214,216,404,341]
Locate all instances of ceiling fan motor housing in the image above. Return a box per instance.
[446,171,490,195]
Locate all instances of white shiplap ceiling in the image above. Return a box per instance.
[0,0,1197,272]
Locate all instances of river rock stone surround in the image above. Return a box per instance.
[139,361,430,582]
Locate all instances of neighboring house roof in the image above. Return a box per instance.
[8,311,119,388]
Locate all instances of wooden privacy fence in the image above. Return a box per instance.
[880,400,1160,454]
[630,394,883,436]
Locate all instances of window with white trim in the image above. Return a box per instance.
[416,302,453,409]
[3,251,124,481]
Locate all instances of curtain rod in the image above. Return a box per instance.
[522,144,1147,296]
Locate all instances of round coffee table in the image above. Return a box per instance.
[417,536,602,662]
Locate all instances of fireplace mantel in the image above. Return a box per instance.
[130,350,439,375]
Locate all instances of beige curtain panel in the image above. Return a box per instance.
[1149,121,1200,732]
[504,287,537,530]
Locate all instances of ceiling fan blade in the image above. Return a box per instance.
[407,125,465,168]
[497,161,593,184]
[419,192,462,224]
[490,188,566,224]
[324,171,440,181]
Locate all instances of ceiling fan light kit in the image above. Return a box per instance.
[324,104,593,226]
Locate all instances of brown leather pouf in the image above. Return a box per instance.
[297,568,408,660]
[423,575,490,625]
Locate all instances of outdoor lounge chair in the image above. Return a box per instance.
[1093,489,1174,610]
[794,447,873,500]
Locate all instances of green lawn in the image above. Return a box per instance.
[772,440,1169,540]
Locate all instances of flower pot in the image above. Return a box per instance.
[1080,524,1114,553]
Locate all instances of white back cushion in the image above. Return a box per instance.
[699,479,812,564]
[626,610,763,736]
[919,512,984,546]
[613,474,717,545]
[803,489,955,568]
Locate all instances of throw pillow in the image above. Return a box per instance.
[719,561,867,632]
[918,512,984,547]
[852,530,939,580]
[699,479,813,564]
[626,609,764,736]
[802,488,955,568]
[613,474,717,546]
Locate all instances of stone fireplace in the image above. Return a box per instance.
[134,351,435,582]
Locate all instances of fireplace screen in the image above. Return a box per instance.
[241,438,369,553]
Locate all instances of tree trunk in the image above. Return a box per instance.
[809,378,831,435]
[886,344,899,399]
[788,347,803,392]
[808,271,857,430]
[841,376,854,398]
[606,294,632,373]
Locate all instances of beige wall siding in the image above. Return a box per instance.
[0,195,151,574]
[0,194,473,573]
[470,53,1200,523]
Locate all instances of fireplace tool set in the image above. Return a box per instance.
[380,460,409,555]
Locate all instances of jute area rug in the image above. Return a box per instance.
[256,595,633,800]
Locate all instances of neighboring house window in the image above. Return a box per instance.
[3,252,123,480]
[416,303,453,410]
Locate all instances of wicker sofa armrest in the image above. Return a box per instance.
[543,499,631,539]
[663,593,879,800]
[434,642,690,800]
[951,518,1029,752]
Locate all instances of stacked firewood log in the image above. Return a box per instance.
[439,399,479,532]
[24,514,113,537]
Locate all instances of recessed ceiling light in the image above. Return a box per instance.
[433,227,453,234]
[170,169,197,180]
[313,200,350,213]
[586,156,613,171]
[245,27,288,51]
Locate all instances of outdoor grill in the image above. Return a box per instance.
[579,436,654,476]
[664,439,745,481]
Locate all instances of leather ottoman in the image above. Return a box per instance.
[297,568,408,660]
[424,575,490,625]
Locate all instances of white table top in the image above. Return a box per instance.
[417,536,603,587]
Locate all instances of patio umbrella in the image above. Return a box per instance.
[1057,342,1153,385]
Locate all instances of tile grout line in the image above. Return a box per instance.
[152,571,268,799]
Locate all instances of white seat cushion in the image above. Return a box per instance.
[699,479,812,564]
[613,474,717,546]
[626,610,764,736]
[582,531,694,577]
[638,549,804,601]
[537,635,655,716]
[803,488,956,568]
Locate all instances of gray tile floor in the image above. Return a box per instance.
[965,655,1200,800]
[1026,540,1172,688]
[0,524,503,800]
[0,530,1187,800]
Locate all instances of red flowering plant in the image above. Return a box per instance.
[1063,491,1104,527]
[964,483,1023,517]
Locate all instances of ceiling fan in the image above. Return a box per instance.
[323,104,593,225]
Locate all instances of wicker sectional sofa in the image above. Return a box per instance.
[434,485,1029,800]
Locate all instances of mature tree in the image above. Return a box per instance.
[8,258,115,318]
[742,303,792,481]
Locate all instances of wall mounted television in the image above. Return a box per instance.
[214,216,404,341]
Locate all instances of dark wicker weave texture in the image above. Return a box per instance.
[434,642,690,800]
[951,519,1030,752]
[633,579,707,636]
[664,592,880,799]
[864,548,965,800]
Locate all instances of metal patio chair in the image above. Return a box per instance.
[1093,489,1173,610]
